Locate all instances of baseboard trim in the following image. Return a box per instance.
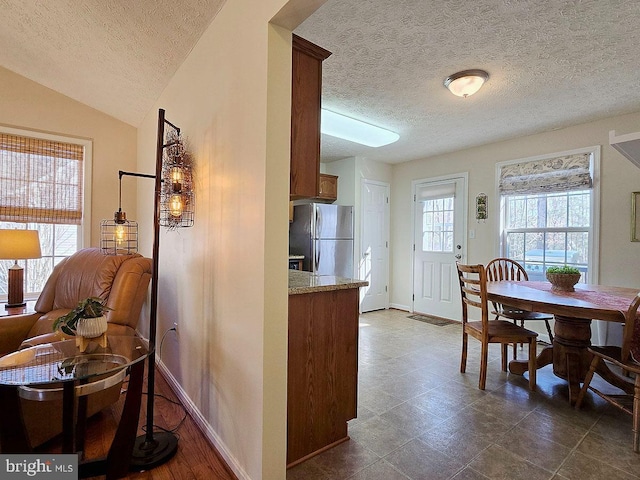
[389,303,410,312]
[155,359,250,480]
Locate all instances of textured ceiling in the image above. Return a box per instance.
[0,0,226,126]
[296,0,640,163]
[1,1,639,164]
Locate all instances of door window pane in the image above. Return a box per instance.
[421,196,455,253]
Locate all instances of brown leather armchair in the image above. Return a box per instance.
[0,247,152,447]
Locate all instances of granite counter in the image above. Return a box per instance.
[288,270,368,295]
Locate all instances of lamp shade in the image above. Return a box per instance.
[0,229,42,260]
[444,69,489,98]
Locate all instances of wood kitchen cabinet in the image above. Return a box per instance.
[318,173,338,202]
[287,287,359,467]
[290,35,331,200]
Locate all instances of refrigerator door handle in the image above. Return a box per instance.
[315,206,321,239]
[314,246,320,272]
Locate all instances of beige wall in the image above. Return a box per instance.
[135,1,320,479]
[391,111,640,311]
[0,66,138,246]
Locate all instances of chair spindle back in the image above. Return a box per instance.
[622,292,640,363]
[486,257,528,282]
[456,263,489,329]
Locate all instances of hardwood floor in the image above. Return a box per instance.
[37,370,237,480]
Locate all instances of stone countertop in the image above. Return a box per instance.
[288,270,368,295]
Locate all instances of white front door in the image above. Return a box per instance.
[360,180,389,312]
[413,175,466,319]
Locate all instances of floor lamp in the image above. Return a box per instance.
[101,108,194,470]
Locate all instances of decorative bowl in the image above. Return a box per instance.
[75,316,108,338]
[546,272,581,292]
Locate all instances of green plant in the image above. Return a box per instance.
[546,266,581,275]
[53,297,112,336]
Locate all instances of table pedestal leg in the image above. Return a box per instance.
[509,345,553,375]
[62,382,76,453]
[551,315,593,404]
[508,315,593,403]
[0,385,32,453]
[78,360,145,479]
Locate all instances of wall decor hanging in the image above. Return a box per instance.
[476,193,488,222]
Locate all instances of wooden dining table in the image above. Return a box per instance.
[486,280,639,404]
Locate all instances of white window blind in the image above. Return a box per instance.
[0,133,84,225]
[416,182,456,201]
[498,153,592,195]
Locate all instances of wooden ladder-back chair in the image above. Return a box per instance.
[457,262,538,391]
[486,258,554,358]
[575,292,640,452]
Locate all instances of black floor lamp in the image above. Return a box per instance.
[101,108,194,470]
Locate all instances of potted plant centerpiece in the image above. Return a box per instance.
[53,297,112,351]
[546,266,582,292]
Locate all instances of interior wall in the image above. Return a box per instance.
[322,157,356,206]
[0,66,138,246]
[135,1,318,479]
[390,111,640,312]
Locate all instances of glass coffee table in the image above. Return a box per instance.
[0,335,149,479]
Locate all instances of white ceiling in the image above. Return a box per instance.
[0,0,226,126]
[296,0,640,163]
[1,1,639,165]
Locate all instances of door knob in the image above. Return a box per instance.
[455,254,462,259]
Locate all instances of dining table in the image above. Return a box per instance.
[486,280,639,404]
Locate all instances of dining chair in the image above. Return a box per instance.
[486,258,554,359]
[457,262,538,391]
[575,292,640,452]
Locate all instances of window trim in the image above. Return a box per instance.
[495,146,600,283]
[0,125,93,248]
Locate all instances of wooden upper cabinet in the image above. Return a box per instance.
[318,173,338,202]
[290,35,332,200]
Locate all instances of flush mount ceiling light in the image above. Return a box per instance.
[444,69,489,98]
[321,109,400,147]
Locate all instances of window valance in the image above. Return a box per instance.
[499,153,592,195]
[0,133,84,225]
[417,182,456,201]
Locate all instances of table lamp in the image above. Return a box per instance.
[0,229,42,307]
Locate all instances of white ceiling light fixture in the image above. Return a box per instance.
[444,69,489,98]
[321,109,400,147]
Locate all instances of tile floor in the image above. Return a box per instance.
[287,309,640,480]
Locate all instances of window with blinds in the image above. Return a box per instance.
[497,148,600,283]
[0,130,88,300]
[0,133,84,225]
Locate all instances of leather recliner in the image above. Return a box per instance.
[0,247,152,448]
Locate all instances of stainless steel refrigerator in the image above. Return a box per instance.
[289,203,354,277]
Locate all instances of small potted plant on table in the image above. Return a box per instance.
[546,266,582,292]
[53,297,112,352]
